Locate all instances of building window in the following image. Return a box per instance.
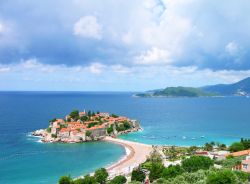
[243,164,248,170]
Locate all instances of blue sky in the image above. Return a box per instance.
[0,0,250,91]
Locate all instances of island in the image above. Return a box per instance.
[136,87,217,98]
[32,110,141,143]
[135,77,250,98]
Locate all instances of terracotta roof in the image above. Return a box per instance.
[60,128,69,133]
[86,125,105,131]
[226,150,250,157]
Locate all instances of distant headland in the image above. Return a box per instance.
[32,110,141,143]
[135,77,250,98]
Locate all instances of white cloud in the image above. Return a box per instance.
[225,41,239,56]
[135,47,172,65]
[122,32,133,44]
[111,65,132,74]
[21,58,40,69]
[73,16,102,39]
[87,63,106,74]
[0,67,10,73]
[0,22,4,34]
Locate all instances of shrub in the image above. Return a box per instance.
[70,110,79,120]
[86,131,92,137]
[206,169,237,184]
[222,156,244,169]
[229,142,245,152]
[82,174,97,184]
[72,178,84,184]
[204,143,213,151]
[94,168,108,184]
[111,114,118,118]
[107,126,114,134]
[241,138,250,149]
[58,175,72,184]
[162,165,184,179]
[46,127,51,133]
[181,156,213,173]
[49,118,57,122]
[149,162,164,182]
[234,170,249,183]
[51,134,57,138]
[131,168,146,182]
[123,121,131,130]
[109,175,127,184]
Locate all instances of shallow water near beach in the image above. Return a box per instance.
[0,91,250,183]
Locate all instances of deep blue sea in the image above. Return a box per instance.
[0,91,250,184]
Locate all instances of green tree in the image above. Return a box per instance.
[94,168,108,184]
[181,156,213,173]
[149,162,164,182]
[111,114,118,118]
[80,116,89,121]
[107,125,114,134]
[229,142,245,152]
[109,175,127,184]
[82,175,97,184]
[234,170,249,183]
[49,118,57,122]
[88,110,92,117]
[218,143,227,150]
[206,169,237,184]
[73,178,84,184]
[204,143,213,151]
[162,165,184,179]
[58,175,72,184]
[70,110,79,120]
[46,127,51,133]
[131,168,146,182]
[240,138,250,149]
[187,146,198,154]
[86,131,92,137]
[123,121,131,130]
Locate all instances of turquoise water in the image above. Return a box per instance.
[0,92,250,183]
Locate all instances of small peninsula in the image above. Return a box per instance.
[32,110,141,143]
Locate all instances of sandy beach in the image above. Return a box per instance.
[104,137,153,177]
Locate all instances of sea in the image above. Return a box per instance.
[0,91,249,184]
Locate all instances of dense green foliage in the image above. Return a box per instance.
[80,116,89,121]
[59,176,72,184]
[46,127,51,133]
[86,131,92,137]
[88,122,99,128]
[149,162,164,182]
[181,156,213,172]
[153,87,216,97]
[50,118,57,122]
[69,110,79,120]
[107,125,114,134]
[219,156,244,169]
[240,138,250,149]
[162,165,184,179]
[131,168,146,182]
[111,114,118,118]
[206,169,237,184]
[94,168,108,184]
[229,142,245,152]
[108,175,127,184]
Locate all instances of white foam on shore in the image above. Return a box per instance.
[26,132,44,143]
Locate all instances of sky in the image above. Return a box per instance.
[0,0,250,91]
